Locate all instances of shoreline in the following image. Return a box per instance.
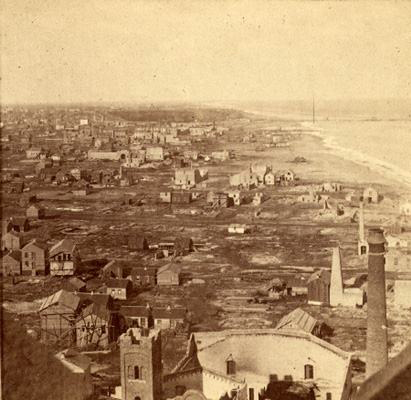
[243,108,411,194]
[299,121,411,192]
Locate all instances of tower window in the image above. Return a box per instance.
[361,246,367,255]
[304,364,314,379]
[326,393,332,400]
[134,366,140,379]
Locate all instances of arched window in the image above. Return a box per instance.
[135,397,141,400]
[304,364,314,379]
[134,366,140,379]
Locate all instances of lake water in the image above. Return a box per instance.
[315,120,411,187]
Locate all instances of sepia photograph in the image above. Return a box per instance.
[1,1,410,399]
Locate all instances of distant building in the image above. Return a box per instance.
[211,150,230,161]
[119,328,162,400]
[163,329,353,400]
[362,187,379,204]
[1,230,22,251]
[229,170,258,189]
[286,276,308,297]
[385,248,411,272]
[8,217,30,232]
[385,235,408,249]
[26,204,46,219]
[152,306,186,330]
[264,171,276,185]
[26,148,43,159]
[75,293,116,348]
[171,191,192,204]
[21,239,49,276]
[228,224,249,234]
[106,278,132,300]
[131,267,158,286]
[263,278,285,299]
[307,270,331,305]
[174,168,202,187]
[2,250,22,276]
[276,308,332,339]
[146,146,164,161]
[63,277,87,292]
[100,260,132,280]
[399,200,411,216]
[157,263,181,286]
[174,237,194,255]
[128,235,149,251]
[227,190,243,206]
[394,279,411,308]
[207,192,232,208]
[120,305,186,331]
[39,289,81,344]
[49,239,79,276]
[275,170,295,186]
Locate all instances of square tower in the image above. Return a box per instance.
[120,328,162,400]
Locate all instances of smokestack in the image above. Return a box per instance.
[366,228,388,378]
[330,246,344,306]
[358,202,368,256]
[359,202,365,242]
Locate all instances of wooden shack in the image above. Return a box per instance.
[39,289,80,344]
[307,270,331,305]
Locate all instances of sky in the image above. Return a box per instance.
[1,0,411,105]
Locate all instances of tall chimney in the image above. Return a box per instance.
[359,202,365,242]
[330,246,344,306]
[366,228,388,378]
[358,202,369,256]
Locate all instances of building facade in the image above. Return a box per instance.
[119,328,163,400]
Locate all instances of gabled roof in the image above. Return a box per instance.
[101,260,133,278]
[77,293,112,320]
[27,204,45,211]
[22,239,48,251]
[11,217,28,227]
[157,263,181,275]
[106,278,131,289]
[49,239,76,257]
[3,250,22,262]
[276,308,319,334]
[286,275,309,287]
[263,278,285,291]
[39,289,80,313]
[132,266,157,276]
[64,277,86,291]
[3,229,21,238]
[308,269,331,284]
[152,306,186,320]
[120,305,152,318]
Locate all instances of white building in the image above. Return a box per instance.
[164,329,353,400]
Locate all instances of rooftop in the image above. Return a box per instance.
[49,238,76,257]
[39,289,80,313]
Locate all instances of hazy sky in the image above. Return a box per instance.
[1,0,411,104]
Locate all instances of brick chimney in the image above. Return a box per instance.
[366,228,388,378]
[330,246,344,307]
